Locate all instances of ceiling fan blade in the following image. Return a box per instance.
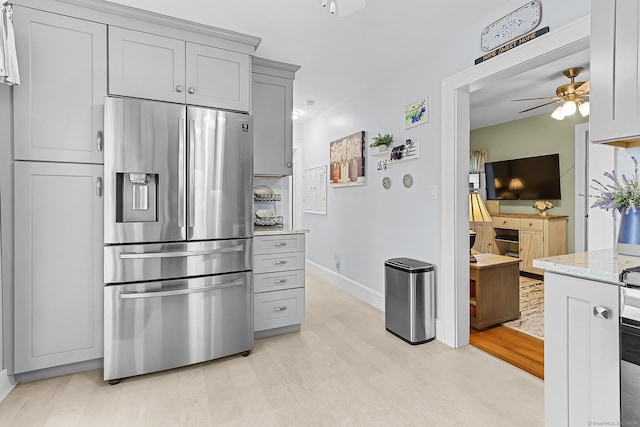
[518,100,562,113]
[337,0,366,16]
[576,80,590,94]
[512,96,562,102]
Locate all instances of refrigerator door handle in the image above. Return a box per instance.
[119,245,244,259]
[188,118,196,229]
[178,117,186,231]
[119,278,244,299]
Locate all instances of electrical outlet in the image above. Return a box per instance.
[334,253,341,271]
[429,184,438,199]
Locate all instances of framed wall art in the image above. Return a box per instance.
[405,98,429,129]
[329,131,365,187]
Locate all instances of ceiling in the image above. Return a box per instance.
[470,49,590,130]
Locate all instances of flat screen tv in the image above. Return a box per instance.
[485,153,561,200]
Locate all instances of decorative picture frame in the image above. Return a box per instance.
[329,131,366,187]
[405,98,429,129]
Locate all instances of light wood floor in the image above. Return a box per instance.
[470,326,544,380]
[0,272,543,426]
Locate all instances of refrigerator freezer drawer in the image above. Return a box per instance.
[253,234,305,255]
[254,269,305,293]
[104,239,252,284]
[104,271,253,381]
[254,288,305,332]
[253,252,305,274]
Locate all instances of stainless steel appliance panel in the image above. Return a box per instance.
[187,107,253,240]
[104,97,186,244]
[620,280,640,424]
[104,239,252,284]
[104,271,253,381]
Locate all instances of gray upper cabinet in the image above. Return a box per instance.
[109,27,250,112]
[12,6,107,164]
[591,0,640,147]
[14,161,104,373]
[252,58,300,176]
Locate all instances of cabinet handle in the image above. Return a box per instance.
[273,242,287,247]
[273,260,287,265]
[96,130,103,151]
[593,306,610,320]
[273,279,287,284]
[188,87,195,94]
[176,85,184,93]
[96,177,102,197]
[273,306,288,312]
[287,162,292,168]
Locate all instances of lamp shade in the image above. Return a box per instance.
[508,178,524,191]
[469,192,492,223]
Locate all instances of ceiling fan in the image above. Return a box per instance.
[512,67,590,119]
[322,0,367,17]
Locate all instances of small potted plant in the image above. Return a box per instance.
[369,133,394,152]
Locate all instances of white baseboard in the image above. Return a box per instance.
[0,369,16,403]
[306,260,384,311]
[306,260,444,342]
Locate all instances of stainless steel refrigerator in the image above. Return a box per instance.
[102,97,253,382]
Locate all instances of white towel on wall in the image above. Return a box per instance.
[1,1,20,86]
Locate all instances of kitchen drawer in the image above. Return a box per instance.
[254,288,305,332]
[520,218,544,231]
[254,234,305,255]
[254,269,305,293]
[254,251,305,274]
[493,216,520,229]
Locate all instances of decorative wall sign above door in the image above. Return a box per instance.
[481,1,542,52]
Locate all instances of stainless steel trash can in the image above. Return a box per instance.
[385,258,435,344]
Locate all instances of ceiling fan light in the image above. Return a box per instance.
[551,105,565,120]
[561,100,577,116]
[579,101,590,117]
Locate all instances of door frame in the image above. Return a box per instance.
[440,16,591,348]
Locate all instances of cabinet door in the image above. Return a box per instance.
[591,0,640,144]
[544,273,620,426]
[14,161,104,373]
[108,26,186,104]
[13,7,106,164]
[252,73,294,176]
[186,43,249,111]
[472,223,497,254]
[520,230,543,274]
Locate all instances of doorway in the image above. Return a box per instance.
[439,17,591,349]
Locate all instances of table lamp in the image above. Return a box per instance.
[469,191,492,262]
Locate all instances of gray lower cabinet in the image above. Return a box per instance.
[252,58,300,176]
[253,234,305,336]
[109,26,250,112]
[591,0,640,146]
[544,272,620,425]
[12,6,106,164]
[14,161,104,373]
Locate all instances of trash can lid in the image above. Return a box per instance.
[385,257,434,272]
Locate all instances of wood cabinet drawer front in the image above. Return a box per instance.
[254,234,305,255]
[254,252,305,274]
[254,270,305,293]
[521,218,544,230]
[254,288,305,332]
[493,216,520,229]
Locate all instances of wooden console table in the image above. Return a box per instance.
[470,253,521,331]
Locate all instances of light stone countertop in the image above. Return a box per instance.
[254,226,309,236]
[533,249,640,284]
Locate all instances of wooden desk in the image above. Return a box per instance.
[470,253,521,331]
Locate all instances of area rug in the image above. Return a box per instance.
[501,276,544,339]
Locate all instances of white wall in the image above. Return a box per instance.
[299,0,590,335]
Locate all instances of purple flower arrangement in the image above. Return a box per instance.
[590,156,640,211]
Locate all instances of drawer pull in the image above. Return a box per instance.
[273,242,287,247]
[273,260,287,265]
[273,279,288,284]
[273,306,288,312]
